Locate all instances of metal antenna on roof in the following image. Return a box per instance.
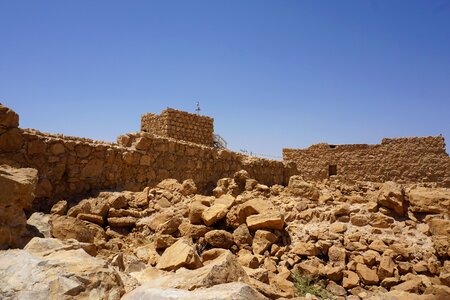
[195,101,201,115]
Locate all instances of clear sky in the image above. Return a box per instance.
[1,1,449,158]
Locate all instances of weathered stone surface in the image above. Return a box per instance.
[328,245,346,265]
[292,242,320,256]
[202,204,228,226]
[243,267,269,283]
[108,216,136,227]
[205,230,234,249]
[233,224,253,248]
[138,250,248,290]
[50,200,68,215]
[378,255,395,280]
[391,278,423,293]
[27,212,52,238]
[121,282,266,300]
[287,176,320,200]
[330,222,347,233]
[156,238,202,271]
[0,128,24,152]
[246,210,284,230]
[0,246,123,299]
[252,230,278,255]
[237,251,259,269]
[50,215,94,243]
[356,263,379,285]
[343,270,360,289]
[179,221,211,239]
[25,237,97,257]
[0,166,38,249]
[408,187,450,214]
[0,104,19,129]
[377,181,405,215]
[350,214,369,226]
[427,218,450,236]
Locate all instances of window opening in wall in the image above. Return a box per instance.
[329,165,337,176]
[329,145,337,149]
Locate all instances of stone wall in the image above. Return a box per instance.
[283,136,450,187]
[141,108,214,146]
[0,105,296,210]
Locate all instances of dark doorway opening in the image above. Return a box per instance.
[329,165,337,176]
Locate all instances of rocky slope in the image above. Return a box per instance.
[0,166,449,299]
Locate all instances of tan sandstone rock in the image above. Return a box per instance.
[156,238,202,271]
[408,187,450,214]
[0,165,38,249]
[377,181,406,215]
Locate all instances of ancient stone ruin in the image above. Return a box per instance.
[0,103,449,300]
[141,108,214,147]
[283,137,450,187]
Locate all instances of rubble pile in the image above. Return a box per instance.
[1,165,449,299]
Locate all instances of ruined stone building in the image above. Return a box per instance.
[1,102,449,212]
[0,105,295,210]
[283,136,450,187]
[141,108,214,147]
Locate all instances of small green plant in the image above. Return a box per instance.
[292,271,334,299]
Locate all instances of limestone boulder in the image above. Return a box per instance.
[427,218,450,236]
[246,210,284,230]
[50,215,95,243]
[342,270,360,289]
[180,179,197,196]
[156,238,202,271]
[137,250,249,290]
[179,221,211,239]
[25,237,97,257]
[0,165,38,249]
[292,242,320,256]
[50,200,68,215]
[233,224,253,248]
[407,187,450,214]
[377,181,405,215]
[252,230,278,255]
[202,204,228,226]
[27,212,52,238]
[287,176,320,200]
[121,282,266,300]
[205,230,234,249]
[356,263,379,285]
[0,247,123,299]
[157,178,183,192]
[378,255,395,280]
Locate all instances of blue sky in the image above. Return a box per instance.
[1,1,449,158]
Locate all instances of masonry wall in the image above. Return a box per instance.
[141,108,214,146]
[0,105,296,210]
[283,136,450,187]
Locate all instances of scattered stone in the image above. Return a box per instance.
[205,230,234,249]
[246,210,284,230]
[252,230,278,255]
[202,204,228,226]
[377,181,405,215]
[408,187,450,214]
[50,200,68,215]
[292,242,320,256]
[156,238,202,271]
[356,263,379,285]
[288,176,320,200]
